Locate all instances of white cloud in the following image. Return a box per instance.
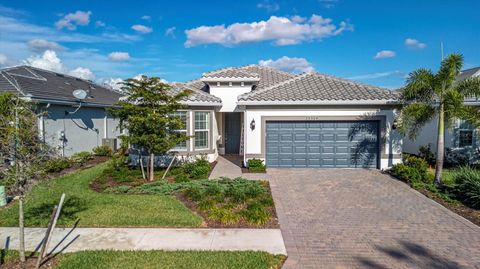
[23,50,95,80]
[95,20,106,27]
[257,0,280,12]
[165,27,176,38]
[184,14,353,47]
[347,70,401,80]
[27,39,63,52]
[55,10,92,30]
[108,51,130,61]
[405,38,426,49]
[68,67,95,80]
[374,50,396,59]
[131,24,153,34]
[259,56,314,73]
[101,77,124,91]
[141,15,151,21]
[0,54,8,65]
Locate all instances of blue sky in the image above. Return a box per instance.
[0,0,479,89]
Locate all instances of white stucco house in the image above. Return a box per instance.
[170,65,402,170]
[403,67,480,157]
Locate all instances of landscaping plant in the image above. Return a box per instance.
[397,54,480,186]
[110,76,191,181]
[390,155,431,185]
[452,166,480,209]
[247,158,266,173]
[92,145,113,157]
[70,151,93,166]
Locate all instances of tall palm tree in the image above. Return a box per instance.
[398,54,480,186]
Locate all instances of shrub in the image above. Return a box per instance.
[43,157,72,173]
[241,202,272,225]
[93,145,113,157]
[452,166,480,209]
[445,147,479,166]
[70,151,93,166]
[174,173,190,183]
[390,155,430,184]
[418,144,435,165]
[110,154,128,171]
[248,159,266,172]
[183,157,211,179]
[208,206,241,225]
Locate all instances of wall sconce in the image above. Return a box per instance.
[250,119,256,131]
[392,119,398,130]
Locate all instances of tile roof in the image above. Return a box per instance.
[238,72,398,103]
[171,81,222,105]
[0,66,123,106]
[456,67,480,82]
[202,68,259,79]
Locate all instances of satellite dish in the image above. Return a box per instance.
[72,89,87,100]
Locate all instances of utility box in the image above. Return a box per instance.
[102,138,117,151]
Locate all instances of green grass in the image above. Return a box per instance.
[0,162,202,227]
[54,250,285,269]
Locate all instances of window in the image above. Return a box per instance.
[172,111,188,150]
[195,112,209,149]
[459,130,473,147]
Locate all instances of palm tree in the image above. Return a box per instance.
[397,54,480,186]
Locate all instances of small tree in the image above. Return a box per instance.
[111,76,191,181]
[0,93,47,265]
[397,54,480,186]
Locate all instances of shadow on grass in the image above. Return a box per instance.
[356,239,463,269]
[25,196,87,226]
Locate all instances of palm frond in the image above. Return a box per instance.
[437,54,463,90]
[455,77,480,97]
[443,90,465,129]
[458,106,480,129]
[401,69,435,102]
[396,102,436,140]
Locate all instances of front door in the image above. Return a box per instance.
[225,113,241,154]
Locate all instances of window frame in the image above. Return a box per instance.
[194,111,210,150]
[171,111,189,151]
[459,129,474,148]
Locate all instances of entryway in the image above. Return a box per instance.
[224,112,241,154]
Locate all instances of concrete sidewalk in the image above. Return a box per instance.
[0,227,286,255]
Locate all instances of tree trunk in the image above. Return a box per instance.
[19,195,26,266]
[149,152,155,181]
[434,104,445,186]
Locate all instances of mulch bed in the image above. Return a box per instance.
[416,188,480,226]
[1,255,59,269]
[240,167,266,174]
[47,156,110,179]
[174,181,280,229]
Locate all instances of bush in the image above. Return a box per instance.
[174,173,190,183]
[248,159,266,173]
[241,202,272,225]
[70,151,93,166]
[390,155,430,184]
[93,145,113,157]
[43,157,72,173]
[452,166,480,209]
[418,144,435,165]
[183,157,211,179]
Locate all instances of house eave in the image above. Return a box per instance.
[181,101,223,107]
[237,100,399,106]
[24,97,116,108]
[200,77,260,83]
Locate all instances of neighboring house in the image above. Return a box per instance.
[403,67,480,156]
[0,66,123,157]
[172,65,402,169]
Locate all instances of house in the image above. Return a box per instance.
[403,67,480,157]
[171,65,402,169]
[0,66,123,157]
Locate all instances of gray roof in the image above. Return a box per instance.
[238,72,398,104]
[0,66,123,107]
[171,81,222,105]
[202,68,259,80]
[457,67,480,82]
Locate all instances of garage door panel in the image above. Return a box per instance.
[266,121,379,168]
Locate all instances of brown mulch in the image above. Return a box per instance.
[241,167,266,174]
[175,181,280,229]
[1,255,59,269]
[47,156,110,179]
[416,188,480,226]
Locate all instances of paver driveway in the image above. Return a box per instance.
[268,168,480,269]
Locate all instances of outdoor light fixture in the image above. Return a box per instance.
[250,119,256,130]
[392,119,398,130]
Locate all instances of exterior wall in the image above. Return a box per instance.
[243,107,402,170]
[41,105,121,157]
[403,115,478,155]
[208,82,254,112]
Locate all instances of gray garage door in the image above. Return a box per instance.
[266,121,379,168]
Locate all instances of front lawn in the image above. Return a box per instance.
[0,162,202,227]
[1,249,286,269]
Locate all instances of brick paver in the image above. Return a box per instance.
[268,168,480,269]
